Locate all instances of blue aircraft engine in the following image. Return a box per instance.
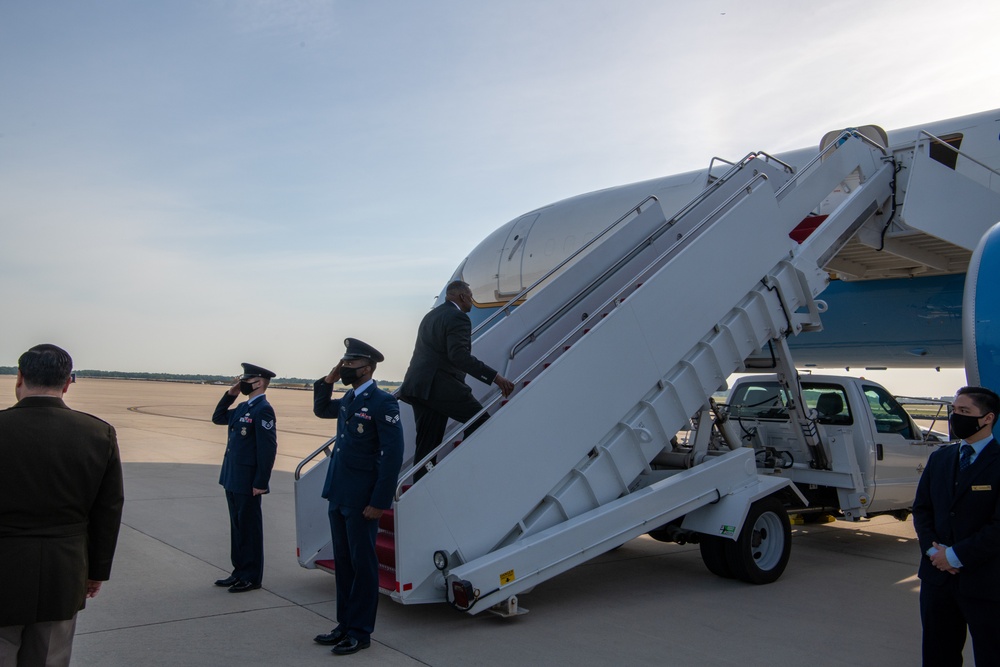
[964,221,1000,391]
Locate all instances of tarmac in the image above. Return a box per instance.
[4,376,971,666]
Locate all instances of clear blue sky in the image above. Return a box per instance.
[2,1,998,398]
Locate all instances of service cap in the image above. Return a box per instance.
[342,338,384,363]
[240,362,276,379]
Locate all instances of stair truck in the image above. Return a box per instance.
[293,123,994,615]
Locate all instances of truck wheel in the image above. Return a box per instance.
[725,496,791,585]
[699,536,735,579]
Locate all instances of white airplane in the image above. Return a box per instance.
[441,108,1000,389]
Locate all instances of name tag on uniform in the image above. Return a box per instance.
[972,485,992,491]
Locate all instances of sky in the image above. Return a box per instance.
[2,0,999,399]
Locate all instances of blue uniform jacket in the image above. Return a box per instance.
[212,393,277,494]
[912,438,1000,601]
[314,379,404,510]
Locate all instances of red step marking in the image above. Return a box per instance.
[790,214,827,243]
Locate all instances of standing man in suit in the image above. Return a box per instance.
[312,338,404,655]
[211,362,277,593]
[0,344,124,667]
[399,280,514,478]
[913,385,1000,666]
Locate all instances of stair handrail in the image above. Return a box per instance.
[775,129,887,199]
[294,437,336,480]
[469,151,792,341]
[917,130,1000,188]
[708,151,794,183]
[396,169,777,496]
[469,196,659,338]
[509,153,791,360]
[522,171,777,365]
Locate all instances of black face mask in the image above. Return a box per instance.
[950,412,987,440]
[240,378,258,395]
[340,365,368,386]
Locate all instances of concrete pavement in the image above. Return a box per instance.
[2,377,954,666]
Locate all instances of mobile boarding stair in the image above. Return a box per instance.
[295,131,896,613]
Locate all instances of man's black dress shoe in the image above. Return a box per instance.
[314,628,348,645]
[214,575,239,587]
[331,636,370,655]
[228,580,261,593]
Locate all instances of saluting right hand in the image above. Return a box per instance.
[325,361,343,385]
[227,377,241,396]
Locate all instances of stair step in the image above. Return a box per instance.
[375,532,396,568]
[316,546,399,593]
[790,214,828,243]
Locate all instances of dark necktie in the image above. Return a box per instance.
[960,444,974,471]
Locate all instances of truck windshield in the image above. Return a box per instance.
[728,381,853,425]
[862,384,916,439]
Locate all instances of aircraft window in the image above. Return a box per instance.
[928,133,963,170]
[863,384,916,438]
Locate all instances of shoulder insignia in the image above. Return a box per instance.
[385,414,400,424]
[262,419,275,430]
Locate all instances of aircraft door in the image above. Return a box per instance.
[861,384,932,513]
[497,213,540,299]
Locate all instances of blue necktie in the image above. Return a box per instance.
[960,444,974,471]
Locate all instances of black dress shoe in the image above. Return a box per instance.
[331,636,370,655]
[314,628,348,645]
[228,580,261,593]
[214,575,239,587]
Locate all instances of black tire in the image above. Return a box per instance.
[725,496,791,585]
[699,535,735,579]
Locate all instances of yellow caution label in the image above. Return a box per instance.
[500,569,515,585]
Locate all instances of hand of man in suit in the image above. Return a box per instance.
[930,542,959,574]
[362,506,384,520]
[253,487,267,496]
[494,374,515,398]
[86,580,103,599]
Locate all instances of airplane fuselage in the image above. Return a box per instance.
[444,109,1000,375]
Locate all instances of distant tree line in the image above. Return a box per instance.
[0,366,401,390]
[0,366,304,385]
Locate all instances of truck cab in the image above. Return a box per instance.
[726,374,947,518]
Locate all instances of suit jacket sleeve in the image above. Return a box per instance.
[371,396,404,509]
[912,449,940,555]
[253,401,278,491]
[313,379,341,419]
[445,308,498,385]
[952,492,1000,569]
[212,392,237,425]
[951,446,1000,569]
[87,422,124,581]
